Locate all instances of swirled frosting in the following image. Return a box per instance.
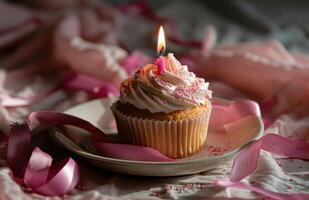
[119,53,212,113]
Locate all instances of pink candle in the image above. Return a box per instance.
[155,56,165,75]
[156,26,166,75]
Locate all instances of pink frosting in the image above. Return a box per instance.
[120,53,212,113]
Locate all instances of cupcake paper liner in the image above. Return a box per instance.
[111,103,212,159]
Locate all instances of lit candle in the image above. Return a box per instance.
[155,26,166,75]
[157,26,166,56]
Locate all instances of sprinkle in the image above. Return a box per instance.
[76,184,90,190]
[207,144,231,156]
[92,86,100,93]
[149,183,209,197]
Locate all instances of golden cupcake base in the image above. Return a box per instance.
[111,102,212,159]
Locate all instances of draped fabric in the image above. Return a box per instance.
[0,0,308,199]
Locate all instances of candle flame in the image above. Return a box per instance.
[157,26,166,56]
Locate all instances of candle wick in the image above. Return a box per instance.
[158,47,165,57]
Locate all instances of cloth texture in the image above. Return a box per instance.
[0,0,308,199]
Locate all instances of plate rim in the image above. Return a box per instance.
[53,97,264,166]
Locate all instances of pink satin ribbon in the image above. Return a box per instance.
[7,123,80,196]
[6,99,309,198]
[6,111,173,195]
[210,100,309,199]
[28,111,173,162]
[210,100,260,126]
[230,133,309,182]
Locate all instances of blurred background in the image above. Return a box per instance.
[7,0,309,54]
[121,0,309,53]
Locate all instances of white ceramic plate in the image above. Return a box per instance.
[52,97,264,176]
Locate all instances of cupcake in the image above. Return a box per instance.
[111,53,212,158]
